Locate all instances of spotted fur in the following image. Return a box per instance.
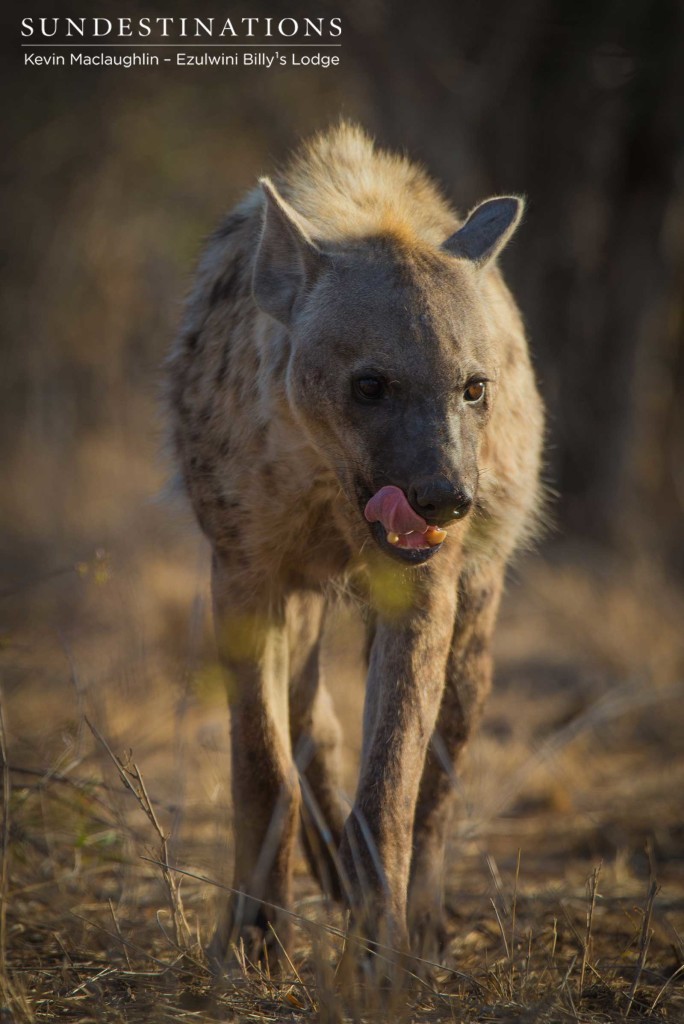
[166,123,545,964]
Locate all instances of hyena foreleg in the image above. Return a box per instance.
[286,592,346,902]
[209,559,300,964]
[339,552,461,951]
[408,562,505,955]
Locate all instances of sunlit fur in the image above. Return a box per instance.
[166,123,545,962]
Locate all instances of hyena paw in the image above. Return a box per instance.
[206,904,286,973]
[408,897,450,968]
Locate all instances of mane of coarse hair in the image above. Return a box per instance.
[274,122,460,248]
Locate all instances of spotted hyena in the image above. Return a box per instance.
[167,124,544,962]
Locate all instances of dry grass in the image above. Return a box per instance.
[1,535,683,1022]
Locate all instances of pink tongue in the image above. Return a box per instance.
[364,485,427,535]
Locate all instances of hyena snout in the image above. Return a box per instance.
[407,473,474,526]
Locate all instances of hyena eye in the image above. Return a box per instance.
[463,380,487,404]
[353,376,387,402]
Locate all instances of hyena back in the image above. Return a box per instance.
[167,124,544,962]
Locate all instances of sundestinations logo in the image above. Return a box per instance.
[20,15,343,40]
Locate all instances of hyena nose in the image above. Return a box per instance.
[408,475,473,525]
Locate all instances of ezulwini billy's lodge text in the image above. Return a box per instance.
[24,51,340,69]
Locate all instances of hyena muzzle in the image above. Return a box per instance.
[167,124,544,963]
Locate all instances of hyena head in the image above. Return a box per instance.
[253,179,524,565]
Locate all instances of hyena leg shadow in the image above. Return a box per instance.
[287,592,346,902]
[408,564,505,957]
[209,561,301,965]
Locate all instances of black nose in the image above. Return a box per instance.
[408,475,473,525]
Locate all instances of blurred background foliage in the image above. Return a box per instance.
[1,0,683,583]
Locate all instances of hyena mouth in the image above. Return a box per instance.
[364,485,447,564]
[369,520,443,565]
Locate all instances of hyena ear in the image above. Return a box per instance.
[253,177,324,325]
[443,196,524,268]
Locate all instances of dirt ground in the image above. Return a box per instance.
[1,509,683,1022]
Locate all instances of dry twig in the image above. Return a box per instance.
[580,862,602,1000]
[625,878,659,1017]
[85,716,191,950]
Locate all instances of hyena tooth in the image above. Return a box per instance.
[387,532,400,545]
[425,526,447,546]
